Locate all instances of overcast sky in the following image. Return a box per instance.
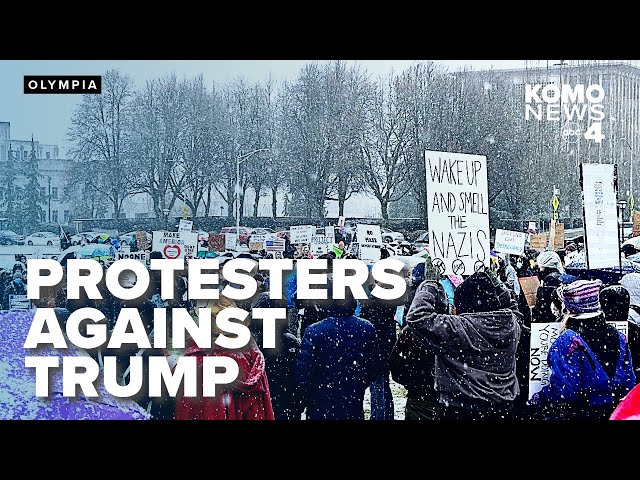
[1,60,559,156]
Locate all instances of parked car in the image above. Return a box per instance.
[70,231,101,246]
[24,232,60,246]
[0,230,24,245]
[380,227,405,243]
[118,231,151,247]
[0,232,18,245]
[220,226,251,244]
[413,231,430,248]
[250,227,275,235]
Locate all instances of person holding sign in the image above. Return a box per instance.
[4,272,27,310]
[406,271,522,420]
[529,280,635,420]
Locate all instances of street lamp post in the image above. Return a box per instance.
[47,176,51,223]
[620,138,634,220]
[619,200,628,245]
[235,148,270,249]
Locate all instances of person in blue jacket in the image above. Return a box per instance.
[295,277,384,420]
[529,279,635,420]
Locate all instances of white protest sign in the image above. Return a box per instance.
[311,227,336,254]
[356,224,383,262]
[225,233,238,251]
[494,229,527,256]
[249,234,267,251]
[9,294,31,310]
[152,231,198,259]
[582,163,620,269]
[290,225,314,244]
[338,216,346,227]
[116,251,150,264]
[529,320,628,399]
[178,219,193,232]
[425,150,490,276]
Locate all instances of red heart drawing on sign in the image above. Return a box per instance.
[164,244,181,259]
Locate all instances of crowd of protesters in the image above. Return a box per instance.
[4,228,640,421]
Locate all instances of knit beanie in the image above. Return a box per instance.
[558,279,602,314]
[454,271,501,314]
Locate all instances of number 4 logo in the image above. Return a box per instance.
[584,122,604,143]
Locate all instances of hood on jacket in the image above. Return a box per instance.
[600,285,630,323]
[621,273,640,307]
[536,251,566,274]
[454,271,501,314]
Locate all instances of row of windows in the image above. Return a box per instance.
[6,149,52,160]
[0,186,59,200]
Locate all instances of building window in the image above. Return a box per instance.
[63,210,70,223]
[40,187,46,197]
[0,187,3,199]
[40,211,46,222]
[23,150,28,160]
[51,187,58,200]
[46,152,50,160]
[51,210,58,222]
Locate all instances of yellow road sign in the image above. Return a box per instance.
[552,195,560,211]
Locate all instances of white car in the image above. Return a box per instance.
[25,231,60,246]
[380,227,405,243]
[70,231,101,245]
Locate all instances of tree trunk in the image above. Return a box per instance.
[253,185,261,217]
[380,199,389,222]
[271,186,278,219]
[204,186,212,217]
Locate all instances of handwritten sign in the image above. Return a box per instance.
[225,233,238,251]
[311,227,336,254]
[290,225,314,245]
[9,294,31,310]
[208,234,225,252]
[494,229,527,256]
[249,234,267,252]
[633,211,640,238]
[582,163,620,269]
[115,251,149,264]
[152,231,198,259]
[553,222,564,250]
[356,224,382,262]
[136,231,149,251]
[178,219,193,232]
[530,234,548,251]
[424,150,489,275]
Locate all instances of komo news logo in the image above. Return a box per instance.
[524,83,605,144]
[24,76,101,94]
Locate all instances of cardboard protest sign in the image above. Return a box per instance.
[425,150,490,275]
[530,234,548,251]
[356,225,382,262]
[633,211,640,238]
[9,294,31,310]
[494,229,527,256]
[178,219,193,232]
[582,163,620,269]
[136,231,149,251]
[115,251,149,264]
[208,234,225,252]
[518,276,540,307]
[553,222,564,250]
[529,321,629,399]
[152,231,198,259]
[225,233,238,251]
[290,225,314,244]
[249,234,267,252]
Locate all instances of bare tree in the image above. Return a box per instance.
[67,69,140,227]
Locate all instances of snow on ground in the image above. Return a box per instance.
[363,379,408,420]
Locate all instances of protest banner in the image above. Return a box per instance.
[494,229,527,256]
[152,231,198,259]
[225,233,238,251]
[178,219,193,232]
[633,211,640,238]
[608,320,629,338]
[207,234,225,252]
[518,276,540,307]
[310,227,336,254]
[530,234,548,251]
[424,150,490,275]
[115,251,149,264]
[9,294,31,310]
[581,163,620,269]
[529,321,629,399]
[265,238,285,252]
[356,224,382,262]
[290,225,314,245]
[136,231,149,251]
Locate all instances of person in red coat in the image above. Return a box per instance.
[174,297,275,420]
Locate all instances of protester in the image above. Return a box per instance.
[250,292,302,420]
[529,279,635,420]
[295,278,383,420]
[406,270,522,420]
[175,296,275,420]
[497,253,521,296]
[619,273,640,380]
[536,250,565,283]
[3,272,27,310]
